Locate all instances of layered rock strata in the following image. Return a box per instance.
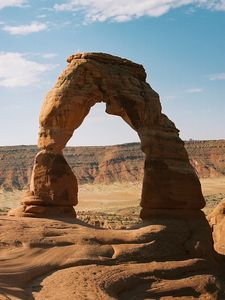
[9,52,205,218]
[1,140,225,191]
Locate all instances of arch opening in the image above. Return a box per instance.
[9,52,205,220]
[63,102,143,228]
[67,102,139,147]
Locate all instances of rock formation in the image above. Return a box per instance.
[4,53,225,299]
[208,198,225,256]
[0,215,223,299]
[9,52,205,218]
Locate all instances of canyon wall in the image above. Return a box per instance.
[0,140,224,191]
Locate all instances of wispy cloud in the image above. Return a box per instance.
[213,1,225,11]
[41,53,58,59]
[209,73,225,81]
[2,22,48,35]
[0,52,57,87]
[186,88,203,93]
[54,0,225,23]
[0,0,27,10]
[37,14,47,19]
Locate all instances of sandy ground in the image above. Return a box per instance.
[201,177,225,196]
[0,182,141,214]
[1,177,225,215]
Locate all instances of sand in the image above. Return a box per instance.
[1,177,225,217]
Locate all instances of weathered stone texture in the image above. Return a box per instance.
[9,52,205,218]
[208,198,225,256]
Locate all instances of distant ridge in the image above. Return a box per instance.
[0,140,225,191]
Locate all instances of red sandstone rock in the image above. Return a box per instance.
[9,150,78,218]
[28,150,78,207]
[208,198,225,256]
[9,52,205,218]
[0,214,223,299]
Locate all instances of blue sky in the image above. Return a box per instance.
[0,0,225,146]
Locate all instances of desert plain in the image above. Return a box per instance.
[1,177,225,228]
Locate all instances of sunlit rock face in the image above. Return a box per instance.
[208,198,225,256]
[9,52,205,218]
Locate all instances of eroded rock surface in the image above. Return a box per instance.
[0,214,224,300]
[9,52,205,218]
[208,198,225,256]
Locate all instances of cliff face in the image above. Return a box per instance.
[66,143,144,185]
[0,140,225,191]
[185,140,225,178]
[0,146,36,191]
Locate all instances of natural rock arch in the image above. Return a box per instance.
[10,53,205,218]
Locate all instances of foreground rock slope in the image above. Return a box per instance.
[0,214,224,300]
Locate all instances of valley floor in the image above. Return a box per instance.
[1,177,225,212]
[0,177,225,229]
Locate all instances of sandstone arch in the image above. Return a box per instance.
[10,53,205,218]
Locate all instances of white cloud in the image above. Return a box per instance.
[0,0,27,9]
[41,53,58,59]
[214,0,225,11]
[54,0,225,22]
[37,14,47,19]
[186,88,203,93]
[2,22,48,35]
[0,52,57,87]
[209,73,225,81]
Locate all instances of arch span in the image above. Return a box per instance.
[10,53,205,218]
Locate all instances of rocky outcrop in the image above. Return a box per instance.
[9,52,205,218]
[208,198,225,256]
[1,140,225,192]
[0,214,224,299]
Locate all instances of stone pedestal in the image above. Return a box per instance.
[9,150,78,218]
[139,130,205,217]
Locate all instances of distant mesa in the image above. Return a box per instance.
[1,140,225,191]
[8,52,205,218]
